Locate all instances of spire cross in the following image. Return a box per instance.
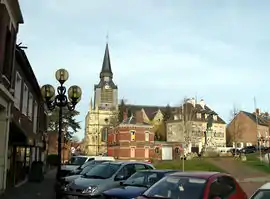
[106,32,109,44]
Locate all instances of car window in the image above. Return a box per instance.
[69,157,87,165]
[208,176,236,199]
[144,176,206,199]
[251,190,270,199]
[135,164,147,171]
[116,164,136,180]
[124,172,160,187]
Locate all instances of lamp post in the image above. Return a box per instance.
[40,69,82,182]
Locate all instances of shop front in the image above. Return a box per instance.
[7,122,42,188]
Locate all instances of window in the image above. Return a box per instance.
[196,113,201,119]
[130,130,135,141]
[28,93,33,120]
[22,84,28,115]
[115,164,136,180]
[213,115,217,121]
[208,176,236,199]
[14,72,22,109]
[33,101,38,133]
[130,147,135,158]
[145,131,149,141]
[145,147,149,158]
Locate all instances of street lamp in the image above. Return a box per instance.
[40,69,82,182]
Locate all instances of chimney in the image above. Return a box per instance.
[187,98,195,107]
[256,108,260,115]
[198,99,205,109]
[135,110,144,123]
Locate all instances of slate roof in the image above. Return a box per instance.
[124,102,226,124]
[121,115,152,126]
[100,43,113,78]
[241,111,269,126]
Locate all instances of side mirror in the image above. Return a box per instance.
[115,175,125,181]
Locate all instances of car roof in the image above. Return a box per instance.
[138,169,180,173]
[73,155,93,158]
[102,161,153,166]
[169,171,220,179]
[259,182,270,190]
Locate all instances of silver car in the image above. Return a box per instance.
[64,161,154,198]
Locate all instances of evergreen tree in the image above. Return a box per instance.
[47,107,81,141]
[118,99,126,122]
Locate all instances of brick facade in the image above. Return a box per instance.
[107,124,155,161]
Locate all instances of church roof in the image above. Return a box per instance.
[100,43,113,78]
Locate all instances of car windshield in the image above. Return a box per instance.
[123,171,162,187]
[68,157,88,165]
[79,159,95,169]
[143,176,206,199]
[80,164,97,175]
[251,190,270,199]
[84,163,120,179]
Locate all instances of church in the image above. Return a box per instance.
[83,43,119,155]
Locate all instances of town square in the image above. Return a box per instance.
[0,0,270,199]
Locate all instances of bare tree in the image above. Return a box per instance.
[227,106,242,150]
[174,98,197,154]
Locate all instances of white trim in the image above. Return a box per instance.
[0,84,14,102]
[27,92,33,120]
[22,83,28,115]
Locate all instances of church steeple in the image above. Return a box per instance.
[100,43,113,79]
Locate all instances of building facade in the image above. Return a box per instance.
[0,0,23,193]
[166,98,226,154]
[227,109,269,148]
[107,113,155,161]
[84,43,118,155]
[6,46,47,188]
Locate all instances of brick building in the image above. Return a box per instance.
[0,0,23,193]
[107,112,155,161]
[227,109,269,148]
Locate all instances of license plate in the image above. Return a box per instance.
[68,196,78,199]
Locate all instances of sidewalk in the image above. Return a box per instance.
[0,169,56,199]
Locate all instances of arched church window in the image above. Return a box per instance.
[101,128,108,142]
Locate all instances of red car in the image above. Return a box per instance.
[137,171,247,199]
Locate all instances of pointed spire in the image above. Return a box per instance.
[100,43,113,79]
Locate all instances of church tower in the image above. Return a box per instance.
[83,43,118,155]
[94,43,118,110]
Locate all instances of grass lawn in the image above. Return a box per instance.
[244,153,270,173]
[154,159,224,172]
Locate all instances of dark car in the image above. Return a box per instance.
[240,146,256,154]
[63,161,154,198]
[103,170,180,199]
[59,160,111,188]
[137,171,247,199]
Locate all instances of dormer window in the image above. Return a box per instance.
[213,115,217,121]
[196,113,201,119]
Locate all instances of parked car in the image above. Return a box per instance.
[103,170,179,199]
[60,156,115,178]
[137,171,247,199]
[63,161,154,198]
[70,157,115,175]
[250,182,270,199]
[230,148,241,155]
[59,160,112,188]
[240,146,256,154]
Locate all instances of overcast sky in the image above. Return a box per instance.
[18,0,270,139]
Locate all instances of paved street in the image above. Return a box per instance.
[0,169,56,199]
[208,158,270,197]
